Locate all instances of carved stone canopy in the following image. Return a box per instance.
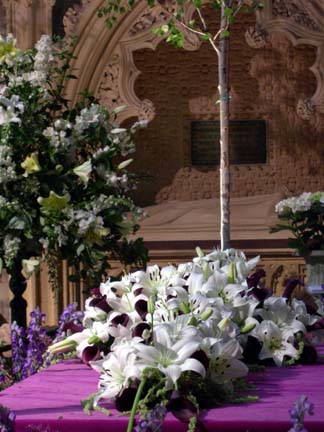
[61,0,324,124]
[254,0,324,120]
[63,0,201,124]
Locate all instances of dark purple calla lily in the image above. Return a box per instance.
[111,313,129,327]
[299,344,318,365]
[307,317,324,331]
[247,269,271,304]
[246,269,266,289]
[90,287,100,296]
[62,321,84,334]
[133,287,144,296]
[282,278,303,301]
[132,322,150,338]
[167,391,207,431]
[89,295,112,314]
[81,345,100,365]
[135,300,148,320]
[115,386,138,412]
[242,336,262,364]
[191,350,209,370]
[250,287,271,304]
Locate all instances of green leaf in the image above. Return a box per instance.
[221,29,230,37]
[193,0,201,7]
[224,6,232,16]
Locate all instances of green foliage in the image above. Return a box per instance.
[0,34,148,290]
[98,0,264,49]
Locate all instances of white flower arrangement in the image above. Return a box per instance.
[272,192,324,255]
[48,248,322,430]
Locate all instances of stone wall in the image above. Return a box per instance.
[128,10,324,206]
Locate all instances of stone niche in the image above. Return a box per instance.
[129,8,323,206]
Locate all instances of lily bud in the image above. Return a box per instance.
[227,262,236,284]
[240,322,256,334]
[147,297,155,315]
[218,317,230,330]
[179,302,190,314]
[47,338,77,354]
[188,315,198,326]
[87,335,101,345]
[196,246,204,258]
[118,159,133,170]
[200,307,213,321]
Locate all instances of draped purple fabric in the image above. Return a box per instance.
[1,346,324,432]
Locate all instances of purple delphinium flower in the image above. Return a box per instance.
[0,404,15,432]
[11,308,50,381]
[43,303,84,368]
[10,321,27,380]
[21,308,48,380]
[55,303,84,342]
[134,405,167,432]
[288,395,314,432]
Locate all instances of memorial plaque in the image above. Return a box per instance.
[191,120,267,165]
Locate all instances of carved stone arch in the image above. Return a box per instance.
[63,0,201,123]
[254,0,324,118]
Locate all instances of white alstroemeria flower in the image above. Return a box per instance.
[256,320,298,366]
[134,325,205,389]
[92,344,142,401]
[256,297,306,339]
[209,339,248,380]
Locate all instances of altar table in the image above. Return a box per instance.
[1,354,324,432]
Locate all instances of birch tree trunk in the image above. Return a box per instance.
[218,3,231,250]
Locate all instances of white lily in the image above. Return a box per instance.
[256,320,298,366]
[256,297,306,339]
[134,325,205,389]
[92,344,141,401]
[291,298,320,327]
[209,339,248,381]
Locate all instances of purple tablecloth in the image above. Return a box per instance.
[2,347,324,432]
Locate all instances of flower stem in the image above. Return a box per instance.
[127,377,147,432]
